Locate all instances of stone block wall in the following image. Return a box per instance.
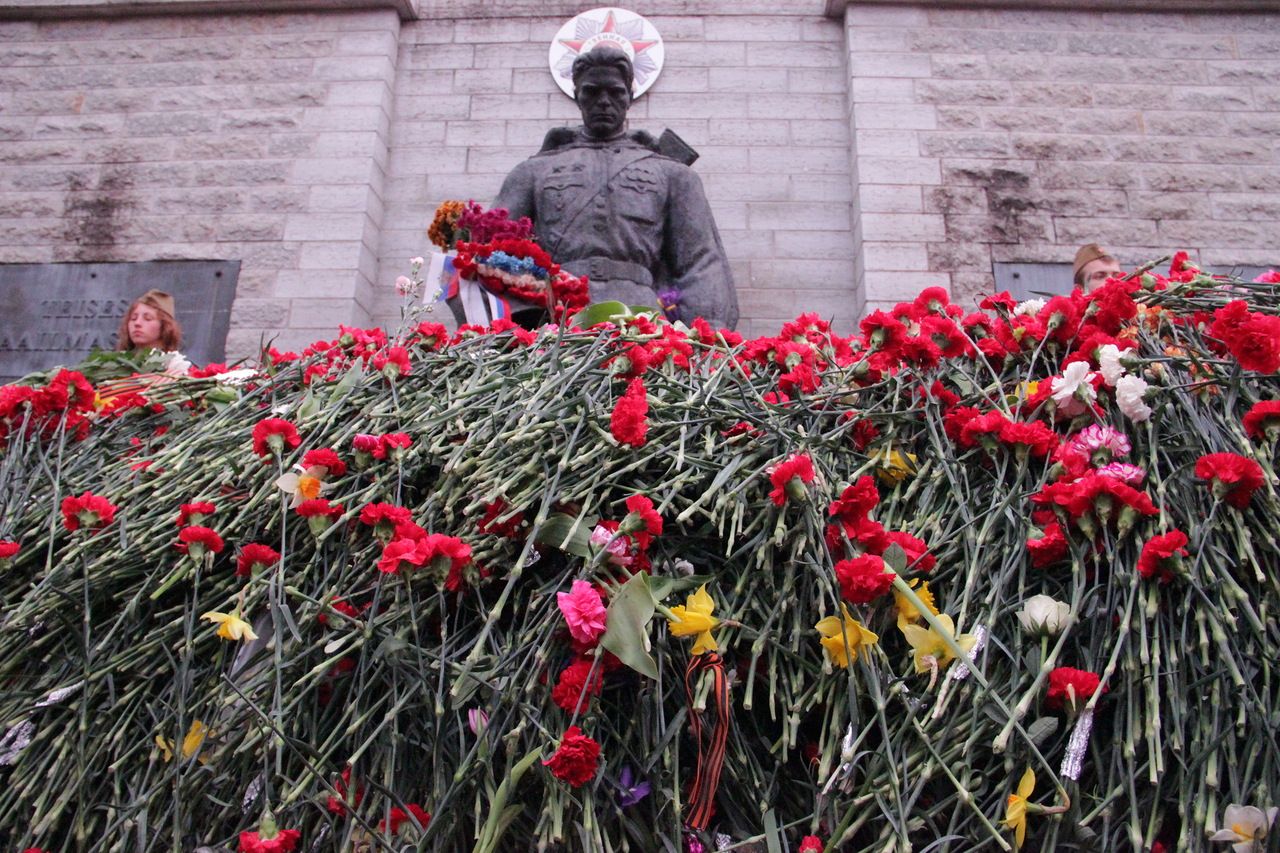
[0,6,401,355]
[841,3,1280,314]
[3,1,1279,359]
[378,9,858,339]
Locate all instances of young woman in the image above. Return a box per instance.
[116,289,183,353]
[114,290,191,376]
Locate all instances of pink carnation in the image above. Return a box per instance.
[557,579,608,645]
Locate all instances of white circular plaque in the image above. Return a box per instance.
[548,7,665,99]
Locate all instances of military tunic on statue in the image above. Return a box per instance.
[493,127,739,330]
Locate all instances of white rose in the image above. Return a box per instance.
[1016,594,1072,636]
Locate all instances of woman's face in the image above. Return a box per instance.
[128,304,163,349]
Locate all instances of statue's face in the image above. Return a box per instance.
[575,65,631,140]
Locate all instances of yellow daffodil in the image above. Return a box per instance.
[815,603,878,668]
[667,583,720,655]
[1002,767,1035,849]
[893,579,939,630]
[156,720,213,764]
[875,446,917,485]
[201,609,259,642]
[275,465,331,508]
[900,613,976,688]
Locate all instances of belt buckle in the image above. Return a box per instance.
[590,258,604,279]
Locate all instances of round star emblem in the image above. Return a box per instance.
[548,8,665,99]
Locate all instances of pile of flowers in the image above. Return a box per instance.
[0,253,1278,853]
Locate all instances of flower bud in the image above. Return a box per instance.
[1016,594,1072,637]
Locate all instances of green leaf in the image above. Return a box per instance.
[295,387,320,420]
[600,571,659,680]
[882,543,908,574]
[570,301,631,328]
[1025,716,1059,748]
[533,512,598,558]
[473,747,542,853]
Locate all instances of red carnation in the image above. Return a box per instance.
[252,418,301,459]
[378,537,424,574]
[999,419,1059,458]
[326,767,363,816]
[420,533,473,589]
[44,369,96,414]
[352,433,385,460]
[886,530,934,573]
[379,804,430,835]
[611,378,649,447]
[828,476,879,526]
[383,432,413,458]
[238,828,300,853]
[60,492,117,532]
[359,502,412,526]
[620,494,663,548]
[177,525,224,557]
[372,345,412,380]
[769,452,816,506]
[301,448,346,477]
[551,657,605,712]
[543,725,601,787]
[1195,452,1266,509]
[478,500,524,538]
[1210,301,1280,373]
[0,540,19,567]
[959,410,1008,450]
[1137,530,1188,583]
[1046,666,1106,712]
[237,543,281,577]
[318,599,365,627]
[834,555,895,604]
[1243,400,1280,442]
[296,499,342,518]
[1026,522,1069,567]
[175,501,217,527]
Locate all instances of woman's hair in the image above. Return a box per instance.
[116,290,183,352]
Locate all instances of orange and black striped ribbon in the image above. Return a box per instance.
[684,652,730,830]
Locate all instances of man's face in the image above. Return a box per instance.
[1079,257,1123,291]
[576,65,631,140]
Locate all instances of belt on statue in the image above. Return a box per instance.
[565,257,654,289]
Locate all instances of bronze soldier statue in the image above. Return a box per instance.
[492,46,739,329]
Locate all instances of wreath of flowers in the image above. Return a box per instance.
[454,238,590,317]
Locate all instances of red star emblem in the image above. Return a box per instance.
[559,10,657,59]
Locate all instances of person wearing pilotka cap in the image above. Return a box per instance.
[1073,243,1123,292]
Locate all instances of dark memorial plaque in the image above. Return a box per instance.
[0,260,239,381]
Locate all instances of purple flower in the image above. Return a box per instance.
[657,289,681,320]
[617,765,650,808]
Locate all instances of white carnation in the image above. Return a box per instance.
[1097,344,1126,387]
[1015,298,1046,316]
[1116,374,1152,422]
[1050,361,1097,417]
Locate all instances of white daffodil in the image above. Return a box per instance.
[1210,804,1277,853]
[275,464,332,508]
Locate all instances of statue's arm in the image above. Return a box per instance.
[664,166,740,330]
[493,159,537,223]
